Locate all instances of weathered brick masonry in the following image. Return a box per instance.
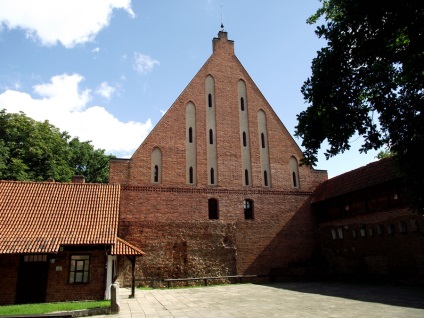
[0,249,106,305]
[111,31,327,283]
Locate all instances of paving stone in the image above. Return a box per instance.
[92,282,424,318]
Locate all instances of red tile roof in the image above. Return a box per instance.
[112,237,144,256]
[0,181,121,254]
[312,157,402,203]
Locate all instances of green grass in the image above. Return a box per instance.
[0,300,110,316]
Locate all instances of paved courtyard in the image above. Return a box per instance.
[97,282,424,318]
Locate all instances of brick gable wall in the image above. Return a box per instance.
[111,32,327,283]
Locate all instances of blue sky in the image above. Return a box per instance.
[0,0,380,178]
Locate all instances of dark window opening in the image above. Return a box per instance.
[188,127,193,143]
[245,169,249,186]
[210,168,215,185]
[240,97,245,111]
[154,165,159,183]
[208,94,212,108]
[189,167,193,184]
[208,198,219,219]
[244,199,254,219]
[264,170,268,186]
[69,255,90,284]
[411,219,420,232]
[359,224,366,237]
[399,221,407,233]
[209,129,213,145]
[261,133,265,148]
[292,171,297,188]
[377,224,384,235]
[243,132,247,147]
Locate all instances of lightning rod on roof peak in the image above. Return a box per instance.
[220,2,224,31]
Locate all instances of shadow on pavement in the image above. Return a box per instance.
[260,281,424,310]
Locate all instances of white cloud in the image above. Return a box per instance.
[95,82,116,100]
[0,74,152,155]
[0,0,135,48]
[92,47,100,53]
[133,52,160,74]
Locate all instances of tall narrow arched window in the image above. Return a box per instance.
[243,132,247,147]
[240,97,245,111]
[188,127,193,143]
[208,198,219,219]
[264,170,268,187]
[261,133,265,148]
[209,129,213,145]
[210,168,215,185]
[289,156,300,188]
[154,165,159,183]
[244,199,254,219]
[208,93,212,108]
[292,172,297,188]
[151,147,162,184]
[189,167,194,184]
[245,169,249,186]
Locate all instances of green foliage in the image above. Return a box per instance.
[0,300,110,316]
[376,149,394,160]
[0,109,114,183]
[296,1,424,212]
[68,138,112,183]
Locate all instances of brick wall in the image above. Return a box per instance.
[317,205,424,283]
[116,186,321,284]
[46,249,107,303]
[0,249,107,305]
[121,32,327,190]
[111,32,328,283]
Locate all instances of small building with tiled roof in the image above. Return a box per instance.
[312,157,424,283]
[0,179,143,305]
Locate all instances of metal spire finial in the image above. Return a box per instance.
[220,2,224,31]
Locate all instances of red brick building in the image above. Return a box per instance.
[0,179,143,305]
[110,31,328,281]
[313,158,424,283]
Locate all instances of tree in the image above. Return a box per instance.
[68,138,112,183]
[0,109,114,183]
[295,0,424,212]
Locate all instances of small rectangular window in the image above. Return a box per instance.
[352,229,357,238]
[208,198,218,220]
[244,199,254,220]
[69,255,90,284]
[387,224,395,234]
[359,224,366,237]
[331,229,337,240]
[368,228,374,237]
[377,224,384,235]
[24,254,47,262]
[399,221,407,233]
[411,219,420,232]
[337,228,343,239]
